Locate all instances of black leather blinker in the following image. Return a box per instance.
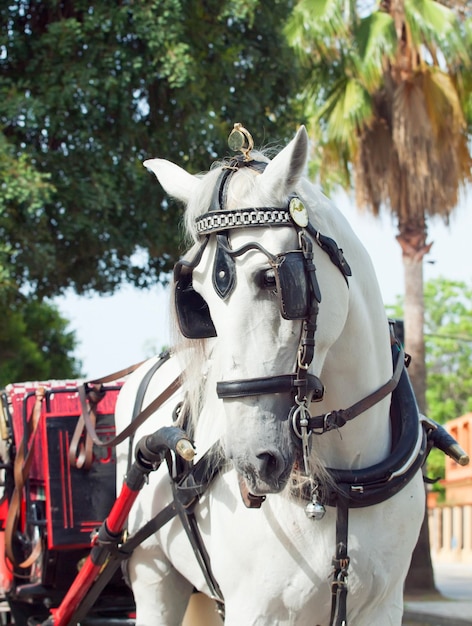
[274,252,309,320]
[174,272,217,339]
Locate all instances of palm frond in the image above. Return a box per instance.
[295,0,347,38]
[422,68,467,136]
[355,114,394,214]
[286,0,472,223]
[317,77,373,149]
[285,0,348,60]
[405,0,469,64]
[354,11,397,90]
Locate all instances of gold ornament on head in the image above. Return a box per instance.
[228,123,254,161]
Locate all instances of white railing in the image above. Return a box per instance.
[429,504,472,563]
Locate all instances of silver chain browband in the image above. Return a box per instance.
[195,207,292,235]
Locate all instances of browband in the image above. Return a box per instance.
[195,207,293,234]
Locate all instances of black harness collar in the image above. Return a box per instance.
[114,346,466,626]
[166,350,431,626]
[292,343,427,509]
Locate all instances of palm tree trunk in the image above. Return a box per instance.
[402,253,426,413]
[404,492,436,594]
[398,233,437,595]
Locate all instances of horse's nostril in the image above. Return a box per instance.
[255,450,285,480]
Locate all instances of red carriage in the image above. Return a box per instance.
[0,368,215,626]
[0,378,135,625]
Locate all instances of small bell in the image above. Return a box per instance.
[305,485,326,520]
[305,499,326,520]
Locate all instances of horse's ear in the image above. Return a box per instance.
[143,158,199,204]
[258,125,309,198]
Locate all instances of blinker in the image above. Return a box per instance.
[174,270,217,339]
[173,245,217,339]
[274,252,310,320]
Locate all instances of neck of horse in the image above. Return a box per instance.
[311,290,392,471]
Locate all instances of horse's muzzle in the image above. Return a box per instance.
[236,448,294,495]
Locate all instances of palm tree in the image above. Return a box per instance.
[286,0,472,593]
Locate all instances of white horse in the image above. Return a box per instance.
[114,125,425,626]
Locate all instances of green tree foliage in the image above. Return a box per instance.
[0,297,82,387]
[387,277,472,424]
[0,134,55,294]
[0,0,301,298]
[387,277,472,493]
[423,278,472,423]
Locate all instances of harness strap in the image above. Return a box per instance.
[295,231,321,405]
[173,488,226,617]
[307,345,405,433]
[306,223,352,282]
[75,368,182,450]
[68,385,105,470]
[69,358,150,468]
[127,353,173,472]
[330,496,350,626]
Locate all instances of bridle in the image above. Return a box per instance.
[47,127,466,626]
[173,141,412,479]
[206,165,352,475]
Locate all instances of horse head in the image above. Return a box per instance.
[144,126,378,496]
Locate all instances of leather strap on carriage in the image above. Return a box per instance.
[68,359,146,468]
[69,385,105,470]
[5,388,45,569]
[69,355,182,468]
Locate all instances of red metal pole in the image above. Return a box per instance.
[45,484,142,626]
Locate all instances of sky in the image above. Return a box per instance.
[55,190,472,379]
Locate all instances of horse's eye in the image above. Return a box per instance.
[259,268,277,291]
